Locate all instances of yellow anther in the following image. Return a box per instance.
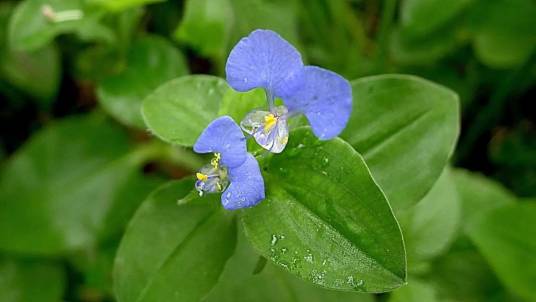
[196,173,208,182]
[211,153,221,168]
[264,114,277,133]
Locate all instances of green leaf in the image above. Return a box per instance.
[397,168,461,266]
[389,26,463,65]
[400,0,473,38]
[174,0,233,59]
[0,257,65,302]
[451,169,516,233]
[388,279,439,302]
[242,128,406,292]
[142,75,229,146]
[205,227,375,302]
[114,179,237,302]
[468,0,536,68]
[1,43,61,107]
[467,202,536,301]
[426,241,507,302]
[0,115,154,255]
[98,35,188,128]
[341,75,460,211]
[217,87,266,122]
[8,0,113,51]
[174,0,302,69]
[89,0,164,12]
[228,0,302,54]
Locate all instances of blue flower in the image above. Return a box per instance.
[193,116,265,210]
[226,29,352,153]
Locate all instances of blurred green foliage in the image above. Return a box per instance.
[0,0,534,301]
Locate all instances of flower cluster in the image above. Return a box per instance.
[193,29,352,210]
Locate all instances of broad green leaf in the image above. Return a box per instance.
[218,88,266,122]
[341,75,460,211]
[89,0,164,12]
[0,115,154,255]
[174,0,232,59]
[468,0,536,68]
[114,179,237,302]
[242,128,406,292]
[400,0,473,38]
[397,168,461,265]
[98,35,188,128]
[205,227,375,302]
[451,169,515,233]
[1,43,60,107]
[0,257,65,302]
[468,203,536,301]
[8,0,113,51]
[142,75,229,146]
[388,279,439,302]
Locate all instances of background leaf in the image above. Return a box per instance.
[400,0,473,38]
[89,0,164,12]
[174,0,233,59]
[114,179,237,302]
[451,169,516,233]
[98,34,188,128]
[242,128,406,292]
[341,74,460,211]
[0,115,157,255]
[388,279,439,302]
[8,0,112,51]
[142,75,229,146]
[467,202,536,301]
[0,256,65,302]
[468,0,536,68]
[425,240,509,302]
[397,168,461,266]
[1,44,61,107]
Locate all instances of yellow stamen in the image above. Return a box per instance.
[264,114,277,133]
[196,172,208,182]
[211,153,221,168]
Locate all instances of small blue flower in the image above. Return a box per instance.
[193,116,265,210]
[226,29,352,153]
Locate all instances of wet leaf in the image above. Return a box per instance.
[242,128,406,292]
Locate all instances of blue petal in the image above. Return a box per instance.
[193,116,247,168]
[284,66,352,140]
[225,29,304,98]
[221,154,265,210]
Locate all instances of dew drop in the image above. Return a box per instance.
[304,249,314,264]
[270,234,278,246]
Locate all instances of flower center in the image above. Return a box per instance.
[264,114,278,133]
[195,153,229,196]
[240,106,289,153]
